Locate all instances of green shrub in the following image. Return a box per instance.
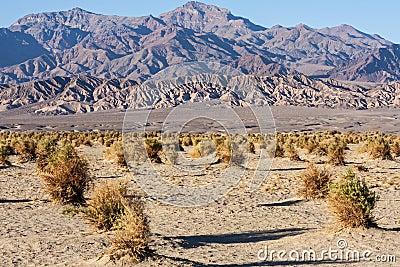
[328,169,378,228]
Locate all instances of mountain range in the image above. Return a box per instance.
[0,1,398,85]
[0,1,399,114]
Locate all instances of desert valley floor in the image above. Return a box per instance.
[0,107,399,266]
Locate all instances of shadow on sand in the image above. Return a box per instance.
[256,199,303,207]
[166,227,308,249]
[0,199,33,204]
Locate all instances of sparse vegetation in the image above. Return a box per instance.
[103,141,127,167]
[145,138,162,163]
[360,136,393,160]
[327,137,347,166]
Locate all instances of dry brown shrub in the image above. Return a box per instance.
[327,138,347,166]
[14,139,37,162]
[297,164,331,199]
[39,144,91,204]
[145,138,162,163]
[85,180,127,230]
[103,141,127,167]
[284,141,300,161]
[0,144,12,165]
[108,198,150,264]
[360,136,392,160]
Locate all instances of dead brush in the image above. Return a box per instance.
[14,139,37,162]
[215,136,232,163]
[103,141,127,167]
[39,144,91,204]
[284,140,300,161]
[327,169,378,229]
[108,198,150,264]
[85,180,128,231]
[144,138,162,163]
[390,138,400,157]
[327,138,347,166]
[297,164,331,199]
[0,144,12,165]
[361,136,392,160]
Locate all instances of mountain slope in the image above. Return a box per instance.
[328,44,400,82]
[1,74,400,115]
[0,1,394,84]
[0,28,48,68]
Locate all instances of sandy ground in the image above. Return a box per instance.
[0,141,399,266]
[1,106,400,134]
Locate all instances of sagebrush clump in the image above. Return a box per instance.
[145,138,162,162]
[103,141,127,167]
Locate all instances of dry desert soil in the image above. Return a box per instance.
[0,134,399,266]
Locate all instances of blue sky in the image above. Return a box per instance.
[1,0,399,43]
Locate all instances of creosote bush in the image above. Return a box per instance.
[328,169,378,228]
[108,198,150,264]
[39,144,91,204]
[298,164,331,199]
[85,180,127,230]
[14,139,37,162]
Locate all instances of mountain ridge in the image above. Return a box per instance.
[1,74,400,115]
[0,1,396,84]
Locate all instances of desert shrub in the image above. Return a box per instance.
[249,141,256,154]
[189,145,201,158]
[215,137,231,163]
[144,138,162,163]
[103,141,126,167]
[273,140,284,158]
[298,164,331,199]
[390,139,400,157]
[36,138,58,172]
[108,198,150,264]
[327,138,346,166]
[284,141,300,161]
[14,139,37,162]
[0,144,12,165]
[361,136,392,160]
[85,180,127,230]
[190,139,217,159]
[328,169,378,228]
[39,144,91,204]
[181,136,192,146]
